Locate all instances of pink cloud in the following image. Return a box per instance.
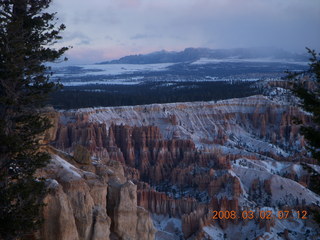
[66,46,135,64]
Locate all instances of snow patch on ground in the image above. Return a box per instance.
[233,158,311,182]
[204,215,318,240]
[233,165,320,207]
[61,79,142,86]
[57,63,174,77]
[51,155,82,180]
[203,225,225,239]
[46,179,59,189]
[191,57,308,65]
[152,214,183,240]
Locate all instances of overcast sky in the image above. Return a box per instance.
[50,0,320,64]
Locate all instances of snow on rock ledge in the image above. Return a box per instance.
[37,152,155,240]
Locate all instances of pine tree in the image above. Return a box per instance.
[0,0,68,239]
[286,48,320,223]
[287,48,320,162]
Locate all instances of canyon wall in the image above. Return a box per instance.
[55,95,311,162]
[42,95,320,239]
[37,148,155,240]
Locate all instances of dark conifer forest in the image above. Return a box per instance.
[48,81,261,109]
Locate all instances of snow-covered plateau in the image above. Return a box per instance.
[51,57,307,86]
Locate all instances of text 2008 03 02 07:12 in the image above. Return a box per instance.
[212,210,308,220]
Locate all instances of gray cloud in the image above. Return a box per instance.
[130,34,161,40]
[50,0,320,64]
[62,32,92,45]
[105,35,114,40]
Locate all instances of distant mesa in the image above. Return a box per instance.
[97,47,308,65]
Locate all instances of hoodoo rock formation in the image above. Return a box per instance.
[137,188,198,217]
[37,149,155,240]
[39,95,320,239]
[55,96,312,162]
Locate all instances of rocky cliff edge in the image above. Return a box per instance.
[36,146,155,240]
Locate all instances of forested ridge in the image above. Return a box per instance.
[48,81,261,109]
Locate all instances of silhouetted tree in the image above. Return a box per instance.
[287,48,320,162]
[0,0,68,238]
[286,48,320,223]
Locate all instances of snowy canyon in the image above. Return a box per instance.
[36,94,320,240]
